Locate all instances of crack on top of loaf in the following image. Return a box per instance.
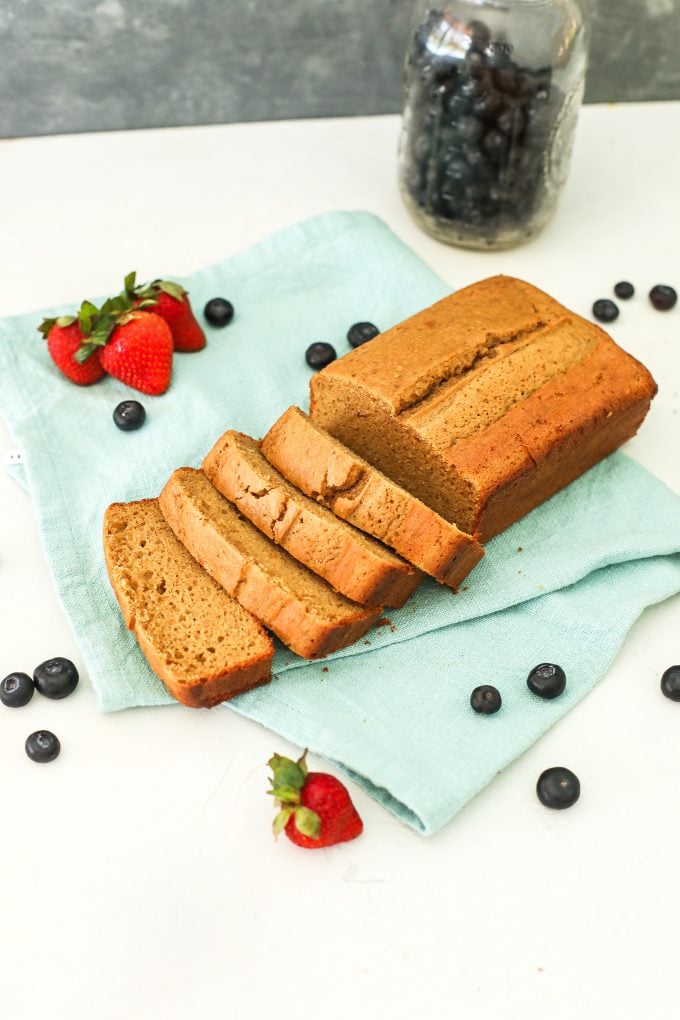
[517,434,539,469]
[232,562,249,600]
[395,322,546,416]
[313,464,367,507]
[243,483,272,500]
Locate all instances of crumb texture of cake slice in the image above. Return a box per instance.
[202,431,421,609]
[261,407,484,590]
[102,498,273,708]
[159,468,382,659]
[309,275,657,540]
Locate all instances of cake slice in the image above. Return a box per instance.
[159,468,381,659]
[202,431,421,609]
[261,407,484,589]
[103,499,273,708]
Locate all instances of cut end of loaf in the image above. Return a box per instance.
[102,499,273,707]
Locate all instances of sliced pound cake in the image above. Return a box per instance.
[103,499,273,708]
[261,407,484,590]
[159,468,381,659]
[309,275,657,540]
[203,431,421,609]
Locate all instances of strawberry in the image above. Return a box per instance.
[124,272,206,352]
[268,750,363,849]
[38,305,106,386]
[99,311,173,396]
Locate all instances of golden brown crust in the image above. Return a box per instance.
[310,276,657,540]
[261,407,484,589]
[159,468,381,659]
[102,499,273,708]
[203,431,422,608]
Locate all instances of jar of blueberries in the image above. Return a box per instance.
[398,1,589,249]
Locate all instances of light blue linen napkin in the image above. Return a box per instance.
[1,210,679,834]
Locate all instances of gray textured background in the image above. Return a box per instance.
[2,0,679,138]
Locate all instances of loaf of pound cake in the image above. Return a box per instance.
[103,499,273,707]
[310,275,657,541]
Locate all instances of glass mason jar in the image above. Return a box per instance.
[398,1,589,249]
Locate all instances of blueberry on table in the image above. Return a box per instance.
[536,767,580,809]
[305,342,336,370]
[592,299,619,323]
[660,665,680,702]
[25,730,60,764]
[347,322,380,348]
[1,672,34,708]
[33,657,79,700]
[470,685,502,714]
[204,297,235,327]
[527,663,566,699]
[614,281,634,300]
[649,285,677,311]
[113,400,146,432]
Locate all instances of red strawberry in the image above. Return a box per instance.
[268,750,363,849]
[38,311,106,386]
[124,272,206,352]
[99,311,173,396]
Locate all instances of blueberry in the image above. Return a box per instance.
[33,657,79,700]
[536,767,580,809]
[305,342,336,370]
[592,299,619,323]
[467,19,491,51]
[472,91,503,119]
[113,400,145,432]
[443,158,473,185]
[459,77,485,101]
[660,665,680,702]
[1,672,34,708]
[457,116,484,143]
[470,685,502,714]
[483,128,507,160]
[204,297,235,327]
[649,285,677,311]
[347,322,380,348]
[446,93,472,119]
[464,181,487,205]
[527,662,566,699]
[614,281,634,300]
[25,730,60,764]
[496,106,523,136]
[464,50,488,79]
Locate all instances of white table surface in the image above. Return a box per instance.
[1,103,678,1020]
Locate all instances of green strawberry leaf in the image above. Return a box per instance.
[136,298,158,310]
[272,807,293,838]
[78,300,99,335]
[124,270,137,297]
[268,784,302,806]
[267,753,307,792]
[157,280,186,302]
[292,807,321,839]
[38,315,76,338]
[296,750,309,777]
[73,342,100,364]
[37,317,57,338]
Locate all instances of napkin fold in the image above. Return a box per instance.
[1,210,679,834]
